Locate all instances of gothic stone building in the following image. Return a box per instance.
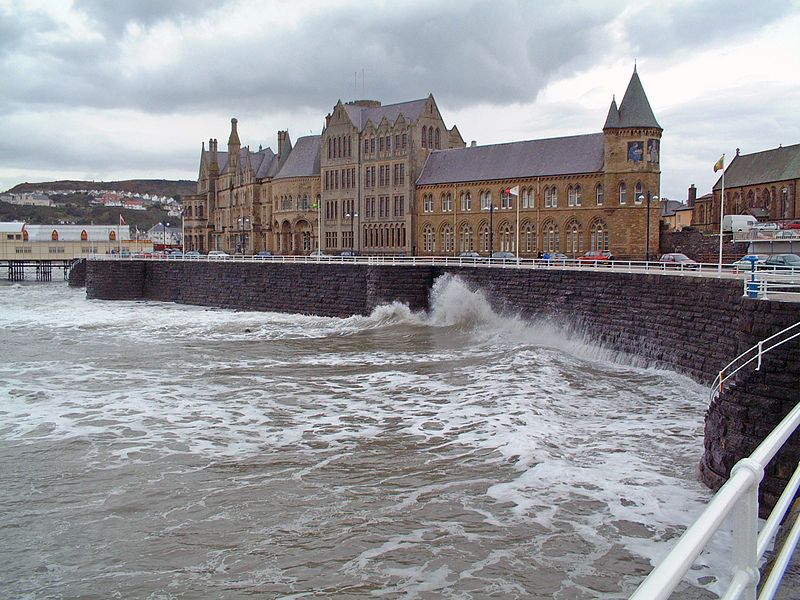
[692,144,800,232]
[185,95,462,256]
[416,68,662,260]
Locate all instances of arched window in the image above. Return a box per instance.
[428,127,433,148]
[521,221,536,254]
[522,188,531,209]
[544,187,552,208]
[199,204,204,218]
[328,138,332,159]
[441,192,447,212]
[499,222,514,252]
[551,186,558,208]
[596,184,604,206]
[565,220,583,256]
[459,222,474,252]
[435,128,441,149]
[80,229,88,241]
[441,223,454,253]
[464,192,472,211]
[781,187,789,218]
[301,194,309,210]
[590,219,609,251]
[543,221,559,252]
[634,182,643,203]
[619,182,627,205]
[698,205,706,224]
[478,221,490,252]
[423,224,435,253]
[575,185,582,206]
[501,188,513,209]
[422,126,428,148]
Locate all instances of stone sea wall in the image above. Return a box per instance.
[84,260,800,506]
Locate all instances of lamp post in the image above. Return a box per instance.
[483,202,495,256]
[639,194,653,262]
[242,216,250,255]
[162,221,170,251]
[346,211,358,253]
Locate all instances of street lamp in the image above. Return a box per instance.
[482,202,495,256]
[638,194,654,262]
[345,211,358,253]
[162,221,170,250]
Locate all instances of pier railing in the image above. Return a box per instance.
[631,321,800,600]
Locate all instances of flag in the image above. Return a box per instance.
[713,155,724,173]
[310,203,320,209]
[119,214,126,226]
[505,186,519,196]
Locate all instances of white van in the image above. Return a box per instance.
[722,215,758,233]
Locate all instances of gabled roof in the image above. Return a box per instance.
[343,98,428,131]
[605,68,661,130]
[275,135,321,179]
[713,144,800,190]
[416,133,605,186]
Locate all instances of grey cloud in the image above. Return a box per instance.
[1,0,630,116]
[622,0,797,62]
[72,0,228,33]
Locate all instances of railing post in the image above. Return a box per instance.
[756,341,764,371]
[729,458,763,600]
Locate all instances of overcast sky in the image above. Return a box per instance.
[2,0,799,201]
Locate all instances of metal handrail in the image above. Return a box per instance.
[710,322,800,403]
[632,323,800,600]
[85,253,800,280]
[631,403,800,600]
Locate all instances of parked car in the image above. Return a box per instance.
[256,251,273,258]
[208,250,230,258]
[784,222,800,230]
[340,250,358,257]
[765,254,800,268]
[309,250,330,257]
[184,250,202,258]
[490,251,516,260]
[168,250,183,259]
[732,254,767,269]
[543,252,568,261]
[578,250,614,262]
[659,253,699,269]
[754,222,779,231]
[459,251,482,260]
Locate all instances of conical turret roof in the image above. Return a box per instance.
[603,97,620,129]
[614,68,661,130]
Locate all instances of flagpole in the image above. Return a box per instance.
[717,155,725,274]
[118,215,121,255]
[515,185,520,259]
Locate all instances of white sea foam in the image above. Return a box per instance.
[0,278,729,597]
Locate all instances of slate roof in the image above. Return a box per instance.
[713,144,800,190]
[416,133,605,186]
[275,135,321,179]
[604,68,661,130]
[343,98,428,131]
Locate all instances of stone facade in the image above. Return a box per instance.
[693,145,800,232]
[415,69,662,260]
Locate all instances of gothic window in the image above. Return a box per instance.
[522,221,536,253]
[428,127,433,148]
[596,184,604,206]
[441,223,454,253]
[575,185,582,206]
[568,185,576,207]
[499,222,514,252]
[619,182,627,205]
[551,187,558,208]
[464,192,472,211]
[634,182,643,203]
[435,128,441,149]
[422,126,428,148]
[459,223,474,252]
[544,187,552,208]
[423,223,435,253]
[565,220,583,255]
[590,219,609,251]
[478,222,490,252]
[501,188,513,209]
[543,221,559,252]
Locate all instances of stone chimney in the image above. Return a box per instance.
[688,184,697,207]
[470,140,477,147]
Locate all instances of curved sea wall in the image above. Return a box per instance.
[85,260,800,505]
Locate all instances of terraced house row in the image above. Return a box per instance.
[183,67,662,259]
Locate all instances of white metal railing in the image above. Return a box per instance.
[711,321,800,404]
[743,272,800,300]
[633,322,800,600]
[85,253,791,279]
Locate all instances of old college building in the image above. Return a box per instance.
[184,68,662,259]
